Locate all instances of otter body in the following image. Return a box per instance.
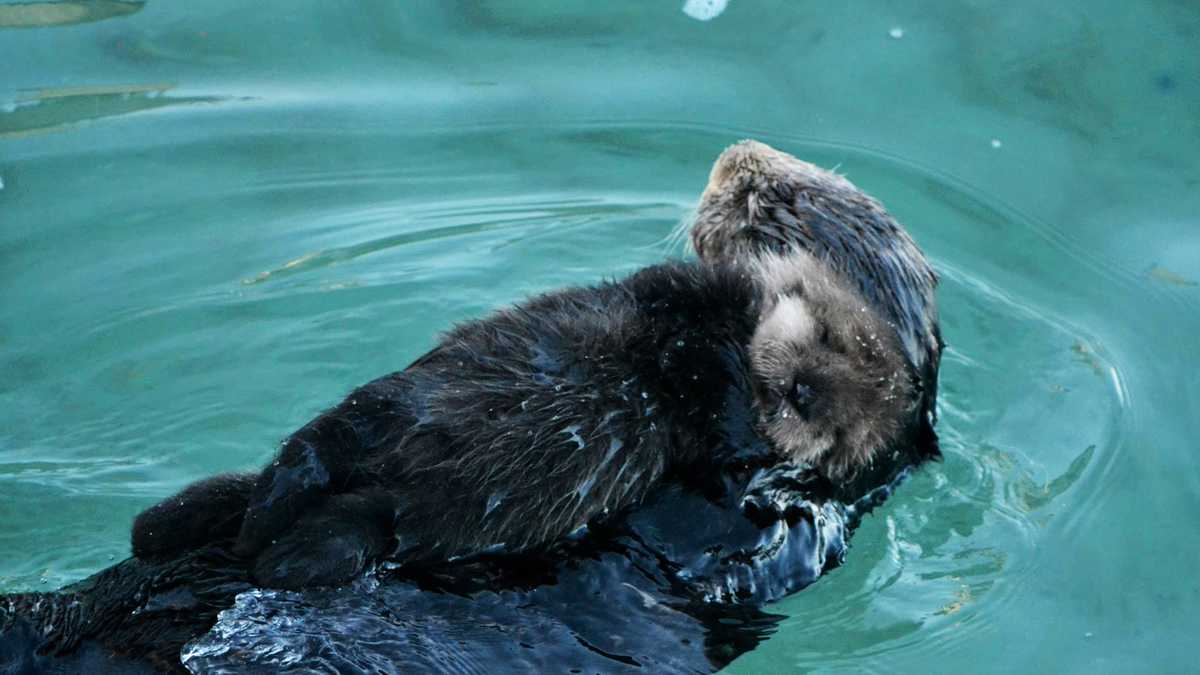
[240,261,763,588]
[134,257,917,589]
[5,141,945,671]
[133,140,938,591]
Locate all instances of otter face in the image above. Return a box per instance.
[691,140,885,264]
[747,253,917,480]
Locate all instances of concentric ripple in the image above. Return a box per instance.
[717,135,1131,674]
[0,116,1134,672]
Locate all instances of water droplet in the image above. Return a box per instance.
[484,491,506,517]
[888,26,904,39]
[990,138,1003,149]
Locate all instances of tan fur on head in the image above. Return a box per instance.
[746,251,918,480]
[691,140,883,264]
[702,140,856,204]
[690,139,941,477]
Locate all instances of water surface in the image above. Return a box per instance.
[2,1,1198,672]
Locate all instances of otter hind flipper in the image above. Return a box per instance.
[249,489,397,590]
[235,434,343,559]
[235,379,417,559]
[131,472,256,560]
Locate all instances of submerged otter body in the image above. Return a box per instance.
[133,256,917,589]
[691,140,943,455]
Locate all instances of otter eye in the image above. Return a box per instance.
[786,381,813,418]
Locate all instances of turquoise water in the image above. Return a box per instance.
[2,1,1198,672]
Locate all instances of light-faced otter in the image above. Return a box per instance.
[132,254,917,590]
[690,140,942,458]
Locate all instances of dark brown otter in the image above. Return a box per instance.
[128,143,938,591]
[132,256,916,590]
[0,143,942,674]
[690,140,942,455]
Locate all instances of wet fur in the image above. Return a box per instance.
[136,262,762,587]
[132,258,917,589]
[749,252,916,479]
[130,140,940,590]
[690,140,943,454]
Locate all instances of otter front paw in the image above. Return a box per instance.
[738,462,821,527]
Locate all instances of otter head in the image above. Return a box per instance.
[746,252,918,481]
[691,139,886,264]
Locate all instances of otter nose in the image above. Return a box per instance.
[786,381,814,419]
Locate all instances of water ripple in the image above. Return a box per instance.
[0,120,1140,670]
[718,134,1131,673]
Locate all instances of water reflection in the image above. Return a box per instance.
[0,84,227,138]
[0,118,1141,669]
[0,0,143,29]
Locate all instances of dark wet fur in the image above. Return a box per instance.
[134,262,777,588]
[691,142,943,457]
[131,473,256,560]
[5,454,917,674]
[1,547,252,673]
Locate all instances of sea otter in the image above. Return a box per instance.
[2,142,942,671]
[690,140,942,459]
[132,253,919,590]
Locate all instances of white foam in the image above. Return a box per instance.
[682,0,728,22]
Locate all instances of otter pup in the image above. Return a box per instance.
[132,254,917,589]
[690,140,942,454]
